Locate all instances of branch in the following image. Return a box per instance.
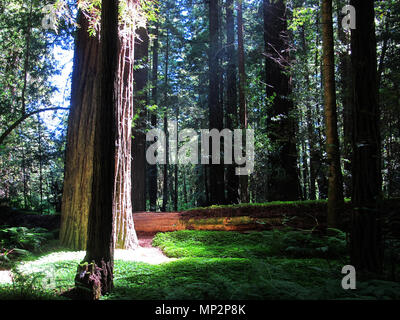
[0,107,69,146]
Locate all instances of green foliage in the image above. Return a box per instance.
[1,230,399,300]
[152,229,347,260]
[0,226,53,251]
[0,226,54,268]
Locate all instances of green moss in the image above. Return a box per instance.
[1,229,399,300]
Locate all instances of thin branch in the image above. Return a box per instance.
[0,107,69,146]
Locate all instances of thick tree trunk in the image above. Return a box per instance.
[321,0,344,229]
[225,0,239,204]
[75,0,119,299]
[208,0,225,205]
[350,0,383,273]
[132,26,149,212]
[61,7,139,250]
[60,13,100,250]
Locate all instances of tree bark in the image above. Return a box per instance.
[148,20,159,211]
[162,25,170,213]
[263,0,300,201]
[208,0,225,205]
[75,0,119,299]
[225,0,239,204]
[132,26,149,212]
[321,0,344,229]
[350,0,383,274]
[61,6,139,250]
[337,0,353,199]
[60,13,100,250]
[237,0,249,203]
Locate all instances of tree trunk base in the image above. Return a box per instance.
[74,260,113,300]
[350,208,383,274]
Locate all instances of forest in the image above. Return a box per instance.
[0,0,400,303]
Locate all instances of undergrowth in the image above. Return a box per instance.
[0,229,399,300]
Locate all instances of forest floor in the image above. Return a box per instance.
[1,201,400,300]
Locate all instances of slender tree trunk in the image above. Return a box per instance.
[225,0,239,204]
[132,26,149,212]
[20,130,28,208]
[350,0,383,274]
[337,0,353,198]
[314,15,329,199]
[75,0,119,299]
[321,0,344,229]
[21,0,33,116]
[300,25,317,200]
[174,104,179,212]
[237,0,249,203]
[162,27,170,212]
[37,115,43,214]
[263,0,300,201]
[208,0,225,205]
[148,21,159,211]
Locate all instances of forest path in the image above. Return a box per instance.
[121,233,176,265]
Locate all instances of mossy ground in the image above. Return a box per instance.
[1,229,399,300]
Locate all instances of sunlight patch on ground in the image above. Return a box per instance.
[115,247,176,265]
[17,246,174,275]
[0,271,12,284]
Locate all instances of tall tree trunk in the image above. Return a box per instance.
[75,0,119,299]
[321,0,344,229]
[60,13,101,250]
[162,27,170,212]
[300,25,317,200]
[350,0,383,274]
[225,0,239,204]
[148,21,159,211]
[263,0,300,201]
[37,115,43,214]
[114,2,140,249]
[61,7,139,250]
[337,0,353,198]
[237,0,249,203]
[314,15,329,200]
[132,26,149,212]
[174,104,179,212]
[209,0,225,205]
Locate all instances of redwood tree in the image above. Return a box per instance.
[60,12,100,250]
[132,26,149,212]
[350,0,383,273]
[148,20,159,212]
[263,0,300,201]
[237,0,249,203]
[321,0,344,229]
[208,0,225,205]
[75,0,119,299]
[225,0,239,204]
[61,4,139,250]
